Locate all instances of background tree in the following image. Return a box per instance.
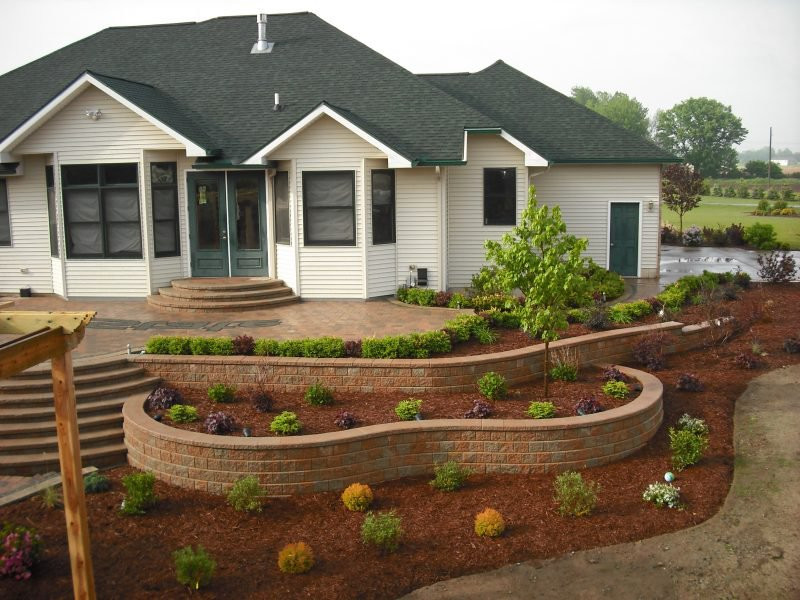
[484,186,588,397]
[744,160,769,178]
[662,164,703,236]
[571,86,650,139]
[655,97,747,177]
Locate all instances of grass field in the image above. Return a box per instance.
[661,196,800,249]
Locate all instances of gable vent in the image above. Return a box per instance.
[251,13,274,54]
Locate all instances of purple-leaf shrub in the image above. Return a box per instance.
[334,411,358,430]
[232,335,255,355]
[146,387,182,411]
[733,353,761,370]
[676,373,703,392]
[574,395,604,416]
[602,365,628,382]
[1,524,42,581]
[344,340,362,358]
[463,399,493,419]
[204,412,235,435]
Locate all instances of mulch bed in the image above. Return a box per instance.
[154,366,638,437]
[1,283,798,600]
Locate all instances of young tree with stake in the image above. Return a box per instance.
[661,163,703,236]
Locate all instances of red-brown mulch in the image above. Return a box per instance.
[1,284,798,600]
[156,366,638,437]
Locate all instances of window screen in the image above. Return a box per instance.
[46,166,59,256]
[150,162,179,257]
[371,169,395,244]
[302,171,355,245]
[274,171,290,245]
[484,168,516,226]
[0,179,9,246]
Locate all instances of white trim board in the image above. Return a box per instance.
[0,73,208,159]
[606,200,643,278]
[242,104,413,169]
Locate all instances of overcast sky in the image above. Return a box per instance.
[1,0,797,151]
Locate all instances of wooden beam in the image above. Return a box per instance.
[52,351,96,600]
[0,327,66,378]
[0,311,94,335]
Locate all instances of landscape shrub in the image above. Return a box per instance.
[553,471,600,517]
[723,186,736,198]
[782,188,795,201]
[669,427,708,471]
[270,411,302,435]
[780,207,797,215]
[333,411,358,430]
[341,483,374,512]
[395,286,410,303]
[582,261,625,303]
[701,226,727,246]
[549,346,579,381]
[574,395,604,416]
[252,337,345,358]
[733,352,761,370]
[242,389,272,413]
[583,306,611,330]
[120,471,157,515]
[733,269,751,288]
[232,334,255,355]
[526,401,556,419]
[1,523,42,580]
[343,339,362,358]
[430,461,472,492]
[682,225,702,246]
[772,199,788,211]
[361,331,451,359]
[470,265,504,295]
[361,511,404,553]
[166,336,192,355]
[608,300,653,324]
[227,476,262,513]
[207,383,236,403]
[566,307,590,324]
[404,287,436,306]
[188,336,234,356]
[676,373,703,392]
[736,185,750,199]
[304,382,334,406]
[167,404,199,423]
[751,188,765,200]
[39,486,62,509]
[474,508,505,537]
[146,386,182,411]
[550,362,578,382]
[463,399,493,419]
[642,483,681,508]
[632,333,666,370]
[482,308,522,329]
[477,371,507,400]
[174,545,215,589]
[394,398,422,421]
[725,223,746,246]
[434,291,453,307]
[784,338,800,354]
[676,413,709,437]
[766,189,780,201]
[444,313,493,343]
[660,224,680,245]
[710,185,722,197]
[602,380,629,399]
[757,250,797,283]
[744,222,778,250]
[447,292,472,309]
[204,412,235,435]
[144,336,188,355]
[277,542,314,574]
[83,472,111,494]
[601,365,628,382]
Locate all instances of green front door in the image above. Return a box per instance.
[187,172,268,277]
[609,203,639,276]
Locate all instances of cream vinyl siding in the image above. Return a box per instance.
[270,115,383,299]
[13,87,184,160]
[365,158,396,297]
[533,164,661,277]
[51,258,65,296]
[274,160,297,293]
[447,134,526,288]
[396,167,440,290]
[0,155,53,294]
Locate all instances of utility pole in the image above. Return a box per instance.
[767,126,772,190]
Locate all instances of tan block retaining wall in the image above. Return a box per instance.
[123,366,663,496]
[130,320,708,394]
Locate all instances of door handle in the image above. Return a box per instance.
[221,230,228,241]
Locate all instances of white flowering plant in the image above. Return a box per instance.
[642,482,682,509]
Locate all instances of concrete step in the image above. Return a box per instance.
[0,397,128,422]
[0,442,127,476]
[0,427,122,455]
[157,285,293,301]
[146,293,299,312]
[0,376,159,407]
[11,356,131,380]
[0,412,124,439]
[0,365,147,393]
[170,277,286,292]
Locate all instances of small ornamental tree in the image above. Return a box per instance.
[484,185,588,397]
[662,163,703,236]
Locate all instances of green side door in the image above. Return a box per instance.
[187,172,228,277]
[227,172,268,276]
[609,203,639,277]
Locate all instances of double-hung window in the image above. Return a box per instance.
[62,163,142,258]
[371,169,395,244]
[150,162,179,257]
[273,171,290,245]
[483,168,516,226]
[0,179,9,246]
[302,171,355,245]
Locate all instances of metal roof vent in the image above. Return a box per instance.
[251,13,274,54]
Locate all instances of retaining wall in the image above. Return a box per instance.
[123,366,663,496]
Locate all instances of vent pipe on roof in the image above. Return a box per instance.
[251,13,274,54]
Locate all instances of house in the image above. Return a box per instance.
[0,12,677,301]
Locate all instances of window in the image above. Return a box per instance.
[302,171,355,245]
[150,162,179,257]
[0,178,9,246]
[46,166,59,257]
[484,168,516,226]
[62,163,142,258]
[371,169,395,244]
[273,171,290,244]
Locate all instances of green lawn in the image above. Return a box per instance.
[661,196,800,249]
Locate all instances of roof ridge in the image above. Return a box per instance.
[105,12,313,31]
[87,70,155,88]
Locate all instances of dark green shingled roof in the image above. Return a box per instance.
[421,61,679,164]
[0,14,676,165]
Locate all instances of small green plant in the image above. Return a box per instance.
[277,542,315,574]
[669,427,708,471]
[526,401,556,419]
[227,476,263,513]
[477,371,507,400]
[549,346,579,381]
[744,222,778,250]
[642,482,681,508]
[602,380,629,399]
[83,472,111,494]
[395,398,422,421]
[167,404,199,423]
[120,471,157,516]
[608,300,653,324]
[39,486,62,510]
[429,461,472,492]
[174,545,216,590]
[341,483,374,512]
[676,413,709,437]
[361,510,404,553]
[553,471,599,517]
[304,382,334,406]
[549,363,578,382]
[474,508,505,537]
[270,411,302,435]
[207,383,236,403]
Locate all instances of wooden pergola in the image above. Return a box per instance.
[0,311,96,599]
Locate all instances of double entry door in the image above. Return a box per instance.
[187,171,268,277]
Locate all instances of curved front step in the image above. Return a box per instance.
[146,293,299,312]
[170,277,285,291]
[147,276,299,312]
[157,285,293,301]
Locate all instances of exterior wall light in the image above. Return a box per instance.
[85,109,102,120]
